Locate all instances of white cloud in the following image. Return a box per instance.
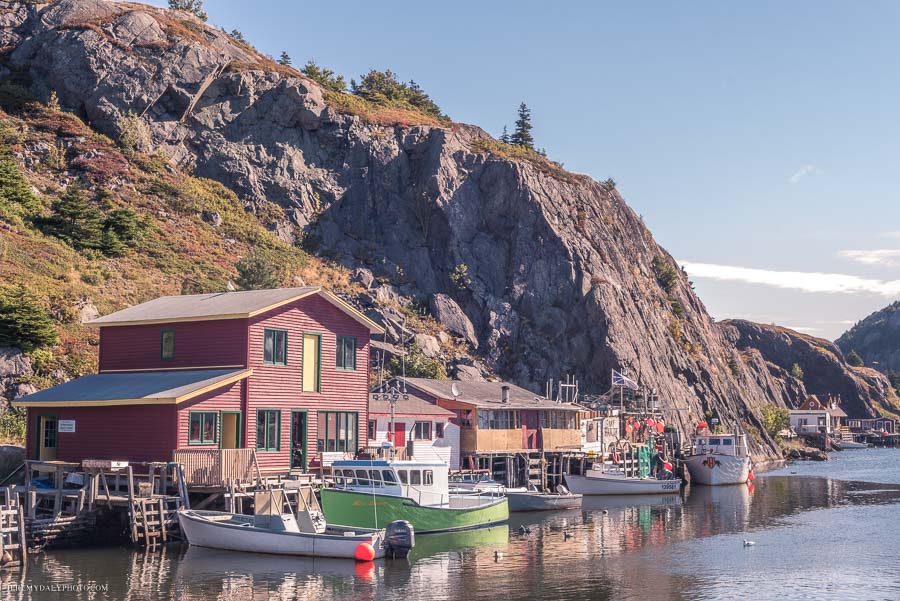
[680,261,900,296]
[789,164,822,184]
[837,249,900,267]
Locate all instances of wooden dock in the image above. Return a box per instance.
[0,487,26,569]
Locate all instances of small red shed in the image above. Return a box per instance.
[13,287,383,480]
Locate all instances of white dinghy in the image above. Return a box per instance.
[179,487,414,560]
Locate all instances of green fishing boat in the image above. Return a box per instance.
[321,460,509,534]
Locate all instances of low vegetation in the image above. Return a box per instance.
[760,405,790,438]
[388,344,447,380]
[790,362,804,381]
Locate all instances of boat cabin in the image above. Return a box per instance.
[331,459,451,507]
[692,433,749,457]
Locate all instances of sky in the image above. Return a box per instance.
[148,0,900,340]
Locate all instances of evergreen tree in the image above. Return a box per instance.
[499,126,510,144]
[846,349,865,367]
[36,186,104,250]
[510,102,534,148]
[0,155,40,222]
[351,70,445,119]
[229,29,246,43]
[301,60,347,93]
[278,51,292,67]
[0,285,59,352]
[168,0,207,22]
[235,249,280,290]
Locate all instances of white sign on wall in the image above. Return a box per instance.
[58,420,76,433]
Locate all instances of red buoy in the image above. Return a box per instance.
[747,470,755,482]
[355,542,376,561]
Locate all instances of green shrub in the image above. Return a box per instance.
[389,344,446,380]
[790,362,804,380]
[235,248,280,290]
[0,407,26,445]
[117,111,149,156]
[760,405,790,438]
[846,349,864,367]
[670,299,685,319]
[450,263,471,290]
[302,60,347,93]
[35,185,104,251]
[351,70,445,120]
[0,285,59,352]
[652,256,678,293]
[0,155,40,223]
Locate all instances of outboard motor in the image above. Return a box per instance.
[384,520,415,559]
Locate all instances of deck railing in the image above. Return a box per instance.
[359,446,407,460]
[173,449,260,488]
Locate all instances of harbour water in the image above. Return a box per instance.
[5,449,900,601]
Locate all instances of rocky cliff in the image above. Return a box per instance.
[725,320,897,418]
[3,0,890,458]
[837,301,900,375]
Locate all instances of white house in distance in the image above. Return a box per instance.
[789,395,847,435]
[367,393,460,467]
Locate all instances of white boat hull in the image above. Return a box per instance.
[564,473,682,495]
[179,510,387,559]
[685,454,751,485]
[506,491,583,511]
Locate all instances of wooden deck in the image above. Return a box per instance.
[173,448,261,489]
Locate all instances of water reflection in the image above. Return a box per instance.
[14,463,900,601]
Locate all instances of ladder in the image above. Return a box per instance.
[0,487,26,568]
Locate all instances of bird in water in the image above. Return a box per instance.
[517,525,531,535]
[601,509,609,515]
[563,529,572,540]
[743,540,756,547]
[494,550,503,561]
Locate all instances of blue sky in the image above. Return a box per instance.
[149,0,900,339]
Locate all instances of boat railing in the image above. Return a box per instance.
[404,483,505,508]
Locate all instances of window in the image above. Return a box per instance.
[336,336,357,370]
[160,330,175,360]
[424,470,434,485]
[478,410,521,430]
[414,421,432,440]
[42,417,57,449]
[263,329,287,365]
[189,412,218,445]
[369,470,382,486]
[302,333,321,392]
[709,438,721,445]
[723,439,733,446]
[453,409,472,429]
[317,411,358,452]
[398,470,408,484]
[382,470,397,484]
[256,410,280,451]
[540,411,576,429]
[368,420,377,441]
[436,422,445,438]
[410,470,421,485]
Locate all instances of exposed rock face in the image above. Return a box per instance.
[0,347,35,403]
[836,301,900,374]
[1,0,847,459]
[725,320,896,418]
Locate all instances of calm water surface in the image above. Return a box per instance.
[4,449,900,601]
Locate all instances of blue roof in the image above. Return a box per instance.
[14,369,250,406]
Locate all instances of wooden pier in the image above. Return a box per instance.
[0,487,26,569]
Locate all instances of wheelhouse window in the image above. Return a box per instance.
[410,470,421,485]
[160,330,175,361]
[302,333,321,392]
[256,409,280,451]
[189,412,218,445]
[413,421,432,440]
[263,329,287,365]
[336,336,357,370]
[424,470,434,485]
[317,411,358,452]
[398,470,409,484]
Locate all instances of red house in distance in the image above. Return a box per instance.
[13,287,382,482]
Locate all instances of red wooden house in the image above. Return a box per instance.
[13,287,382,481]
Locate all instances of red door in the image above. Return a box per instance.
[523,411,540,449]
[391,423,406,449]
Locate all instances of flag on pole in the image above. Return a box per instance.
[612,369,639,391]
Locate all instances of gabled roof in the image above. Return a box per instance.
[397,377,581,412]
[13,369,251,407]
[369,395,454,417]
[86,287,383,334]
